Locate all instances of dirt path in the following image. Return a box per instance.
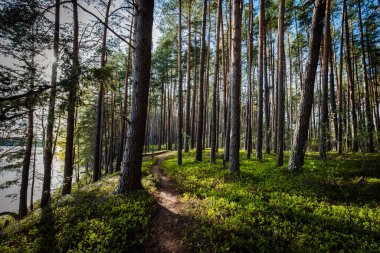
[144,152,189,253]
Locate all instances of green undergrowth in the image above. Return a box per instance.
[163,150,380,252]
[0,158,157,253]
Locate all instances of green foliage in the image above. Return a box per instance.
[163,150,380,252]
[0,159,156,253]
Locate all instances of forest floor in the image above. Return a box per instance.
[144,151,189,253]
[1,149,380,253]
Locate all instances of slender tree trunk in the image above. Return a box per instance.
[196,0,207,162]
[62,0,79,195]
[357,0,375,152]
[41,0,59,207]
[229,0,242,173]
[116,19,133,172]
[256,0,265,159]
[191,28,198,149]
[30,137,37,211]
[116,0,154,192]
[185,0,192,153]
[344,0,358,152]
[288,0,325,172]
[177,0,183,165]
[276,0,285,166]
[329,41,338,151]
[337,3,344,154]
[319,0,330,160]
[19,107,33,217]
[211,0,222,163]
[246,0,253,159]
[93,0,112,182]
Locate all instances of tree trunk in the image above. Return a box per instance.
[41,0,59,207]
[276,0,285,166]
[116,0,154,192]
[19,107,33,217]
[93,0,112,182]
[246,0,253,159]
[211,0,222,163]
[229,0,242,173]
[344,0,358,152]
[256,0,265,159]
[62,0,79,195]
[288,0,325,172]
[196,0,207,162]
[337,3,344,154]
[319,0,330,160]
[329,41,338,151]
[177,0,183,165]
[185,0,192,153]
[357,0,375,152]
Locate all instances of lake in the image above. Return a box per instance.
[0,147,63,213]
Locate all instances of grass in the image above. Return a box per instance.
[0,158,157,253]
[163,149,380,252]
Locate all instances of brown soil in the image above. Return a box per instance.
[144,152,189,253]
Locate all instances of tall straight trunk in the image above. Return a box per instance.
[177,0,183,165]
[116,0,154,192]
[229,0,242,173]
[223,1,231,165]
[108,93,115,173]
[191,28,198,149]
[264,29,270,154]
[196,0,207,162]
[356,0,375,152]
[116,19,133,172]
[93,0,112,182]
[62,0,79,195]
[288,0,326,172]
[344,0,358,152]
[211,0,222,163]
[329,41,338,151]
[30,137,37,211]
[337,3,344,154]
[19,107,34,217]
[256,0,265,159]
[221,1,230,166]
[185,0,191,152]
[41,0,59,207]
[319,0,330,160]
[276,0,285,166]
[246,0,253,159]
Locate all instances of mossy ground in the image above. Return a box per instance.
[0,158,157,253]
[163,150,380,252]
[1,151,379,253]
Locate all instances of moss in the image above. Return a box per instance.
[0,159,156,253]
[163,149,380,252]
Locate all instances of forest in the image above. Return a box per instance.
[0,0,380,252]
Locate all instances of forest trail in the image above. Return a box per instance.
[144,152,189,253]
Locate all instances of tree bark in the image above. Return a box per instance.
[319,0,330,160]
[276,0,285,166]
[337,3,344,154]
[196,0,207,162]
[62,0,79,195]
[211,0,222,163]
[357,0,375,152]
[185,0,192,153]
[288,0,325,172]
[256,0,265,159]
[41,0,59,207]
[116,0,154,192]
[177,0,183,165]
[229,0,242,173]
[93,0,112,182]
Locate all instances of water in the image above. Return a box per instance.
[0,147,63,213]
